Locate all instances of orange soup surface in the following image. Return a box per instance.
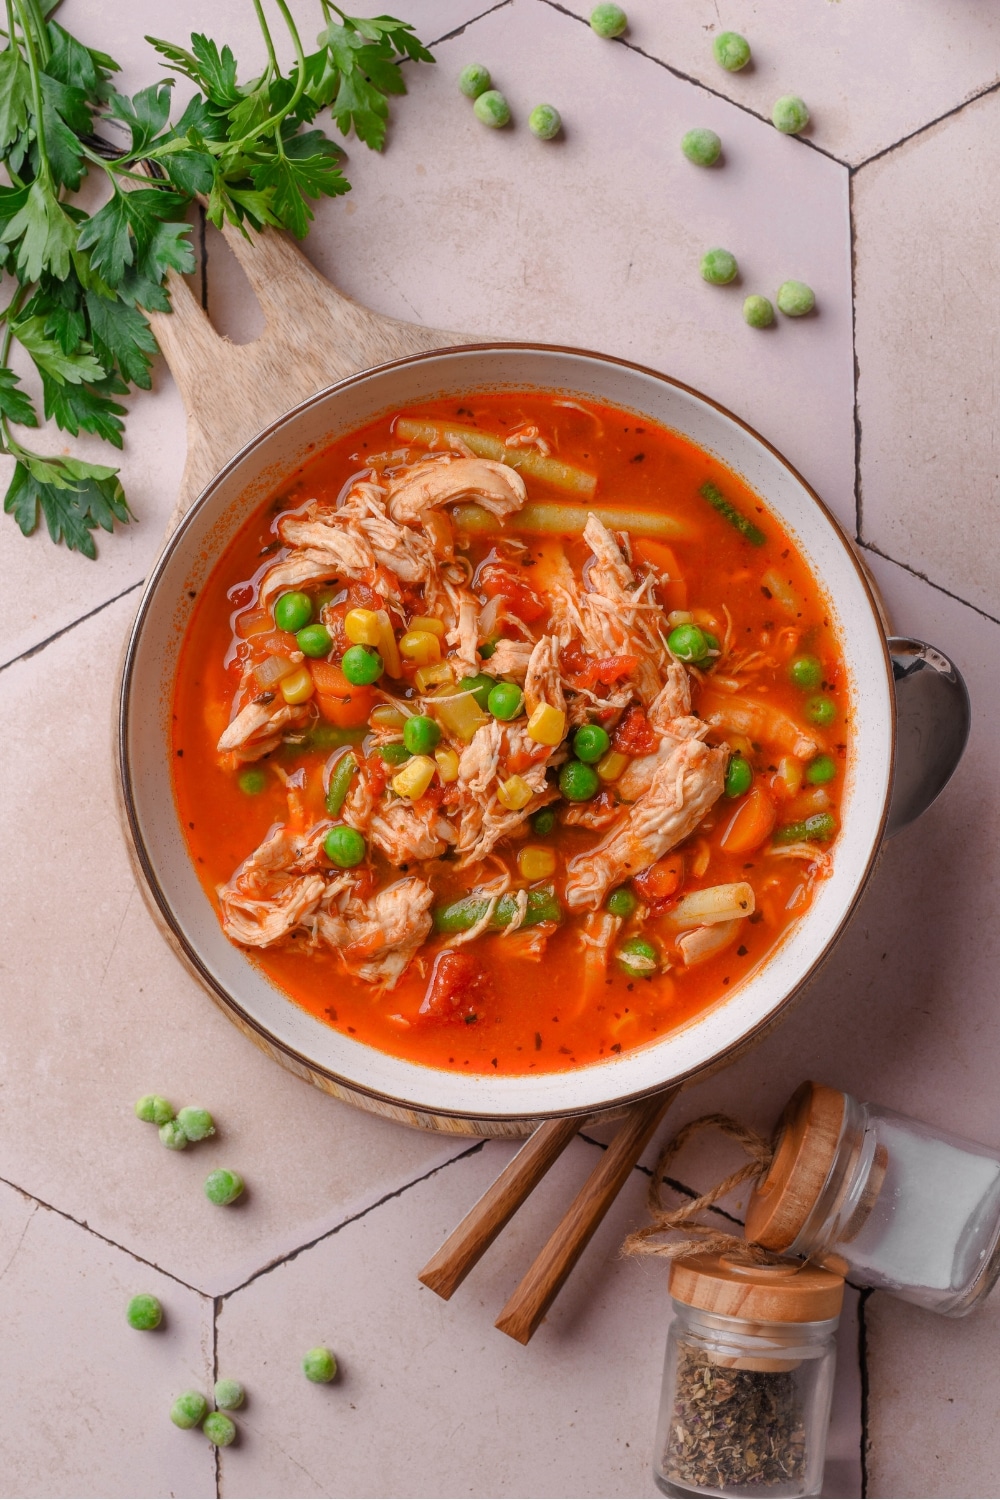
[172,393,849,1075]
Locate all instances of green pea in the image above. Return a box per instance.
[703,631,721,662]
[488,681,524,720]
[529,104,562,140]
[724,753,753,798]
[590,2,627,37]
[559,760,600,802]
[531,808,556,836]
[668,622,709,663]
[170,1391,208,1429]
[805,694,836,726]
[214,1379,245,1412]
[341,645,383,685]
[701,248,738,285]
[772,96,809,135]
[376,742,411,766]
[789,654,822,690]
[202,1412,236,1447]
[777,279,816,316]
[159,1119,188,1151]
[458,63,491,99]
[204,1168,245,1206]
[403,715,441,756]
[237,768,267,796]
[127,1294,163,1331]
[681,128,721,167]
[303,1346,338,1383]
[176,1106,215,1143]
[135,1095,174,1125]
[296,623,332,659]
[743,294,774,329]
[606,887,638,919]
[806,753,837,785]
[479,640,497,659]
[616,936,658,978]
[573,724,611,764]
[458,673,496,711]
[473,89,510,128]
[274,592,312,632]
[713,31,751,71]
[324,826,367,868]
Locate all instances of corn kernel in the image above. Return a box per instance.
[526,701,566,747]
[370,703,406,729]
[667,610,693,628]
[497,774,533,811]
[434,746,460,783]
[399,630,442,667]
[391,754,437,800]
[375,609,401,677]
[518,845,557,881]
[344,608,381,646]
[414,662,454,693]
[409,616,445,638]
[280,666,315,704]
[597,749,629,783]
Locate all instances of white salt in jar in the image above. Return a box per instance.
[746,1083,1000,1315]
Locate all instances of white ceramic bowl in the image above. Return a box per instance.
[118,345,894,1128]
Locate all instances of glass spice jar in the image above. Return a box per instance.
[745,1082,1000,1316]
[654,1254,843,1499]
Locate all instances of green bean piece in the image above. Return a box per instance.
[805,694,836,726]
[529,105,562,140]
[789,654,822,691]
[805,754,837,785]
[713,31,751,71]
[325,753,358,817]
[176,1107,215,1142]
[433,887,562,934]
[376,742,411,766]
[214,1379,245,1411]
[777,279,816,317]
[303,1347,338,1383]
[531,807,557,835]
[772,95,810,135]
[202,1412,236,1447]
[724,754,753,798]
[743,294,774,329]
[204,1168,245,1206]
[590,3,627,37]
[458,63,491,99]
[473,90,510,128]
[616,936,658,978]
[606,887,638,919]
[127,1294,163,1331]
[699,481,766,547]
[681,128,721,167]
[170,1391,208,1429]
[773,812,837,845]
[135,1095,174,1125]
[701,247,739,285]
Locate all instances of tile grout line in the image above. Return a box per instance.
[427,0,512,47]
[857,1287,873,1497]
[858,540,1000,627]
[851,73,1000,174]
[0,578,144,676]
[576,1131,745,1227]
[212,1296,221,1500]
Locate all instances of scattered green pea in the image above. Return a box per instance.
[606,887,638,919]
[668,622,710,663]
[376,742,410,766]
[616,936,658,978]
[458,63,491,99]
[340,645,383,686]
[743,294,774,329]
[403,715,441,756]
[559,760,600,803]
[701,247,739,285]
[176,1106,215,1143]
[681,128,721,167]
[590,2,627,37]
[487,681,524,720]
[772,95,809,135]
[135,1095,174,1126]
[303,1346,338,1383]
[805,694,836,726]
[724,753,754,798]
[459,673,496,711]
[531,808,556,836]
[170,1391,208,1429]
[274,592,312,633]
[479,639,497,659]
[204,1169,245,1206]
[127,1294,163,1331]
[529,104,562,140]
[296,623,332,659]
[713,31,751,71]
[573,724,611,764]
[806,754,837,785]
[214,1379,245,1411]
[324,826,367,869]
[159,1119,188,1151]
[777,279,816,317]
[203,1411,237,1447]
[789,654,822,690]
[237,768,267,796]
[473,89,510,128]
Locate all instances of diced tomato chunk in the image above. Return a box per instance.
[559,639,588,677]
[478,563,546,623]
[419,950,495,1020]
[614,706,656,756]
[572,653,639,689]
[633,858,683,904]
[252,628,300,658]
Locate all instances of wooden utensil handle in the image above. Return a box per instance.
[494,1087,681,1345]
[419,1116,581,1300]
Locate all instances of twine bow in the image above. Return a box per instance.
[622,1112,776,1263]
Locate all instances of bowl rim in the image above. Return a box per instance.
[118,340,895,1121]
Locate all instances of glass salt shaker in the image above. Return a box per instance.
[654,1253,843,1499]
[745,1082,1000,1316]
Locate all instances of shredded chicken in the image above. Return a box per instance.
[217,823,332,946]
[369,800,456,864]
[524,634,566,717]
[217,698,309,762]
[387,457,527,524]
[486,638,534,680]
[318,875,434,988]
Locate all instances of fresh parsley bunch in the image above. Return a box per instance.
[0,1,432,558]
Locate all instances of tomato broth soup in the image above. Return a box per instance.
[172,393,849,1075]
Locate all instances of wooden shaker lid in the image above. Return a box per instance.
[744,1082,847,1250]
[669,1253,844,1323]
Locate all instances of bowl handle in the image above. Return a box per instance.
[886,637,971,836]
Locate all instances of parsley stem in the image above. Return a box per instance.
[230,0,306,153]
[24,0,48,65]
[12,0,52,191]
[252,0,281,82]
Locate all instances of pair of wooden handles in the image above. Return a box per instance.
[419,1087,680,1344]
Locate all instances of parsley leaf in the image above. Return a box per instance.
[85,290,158,389]
[107,82,174,154]
[0,50,32,151]
[41,370,127,446]
[4,455,130,558]
[1,180,77,282]
[13,314,106,385]
[0,369,39,429]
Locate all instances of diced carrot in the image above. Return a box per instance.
[236,608,272,638]
[633,858,683,903]
[719,787,777,854]
[311,661,375,727]
[253,629,300,658]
